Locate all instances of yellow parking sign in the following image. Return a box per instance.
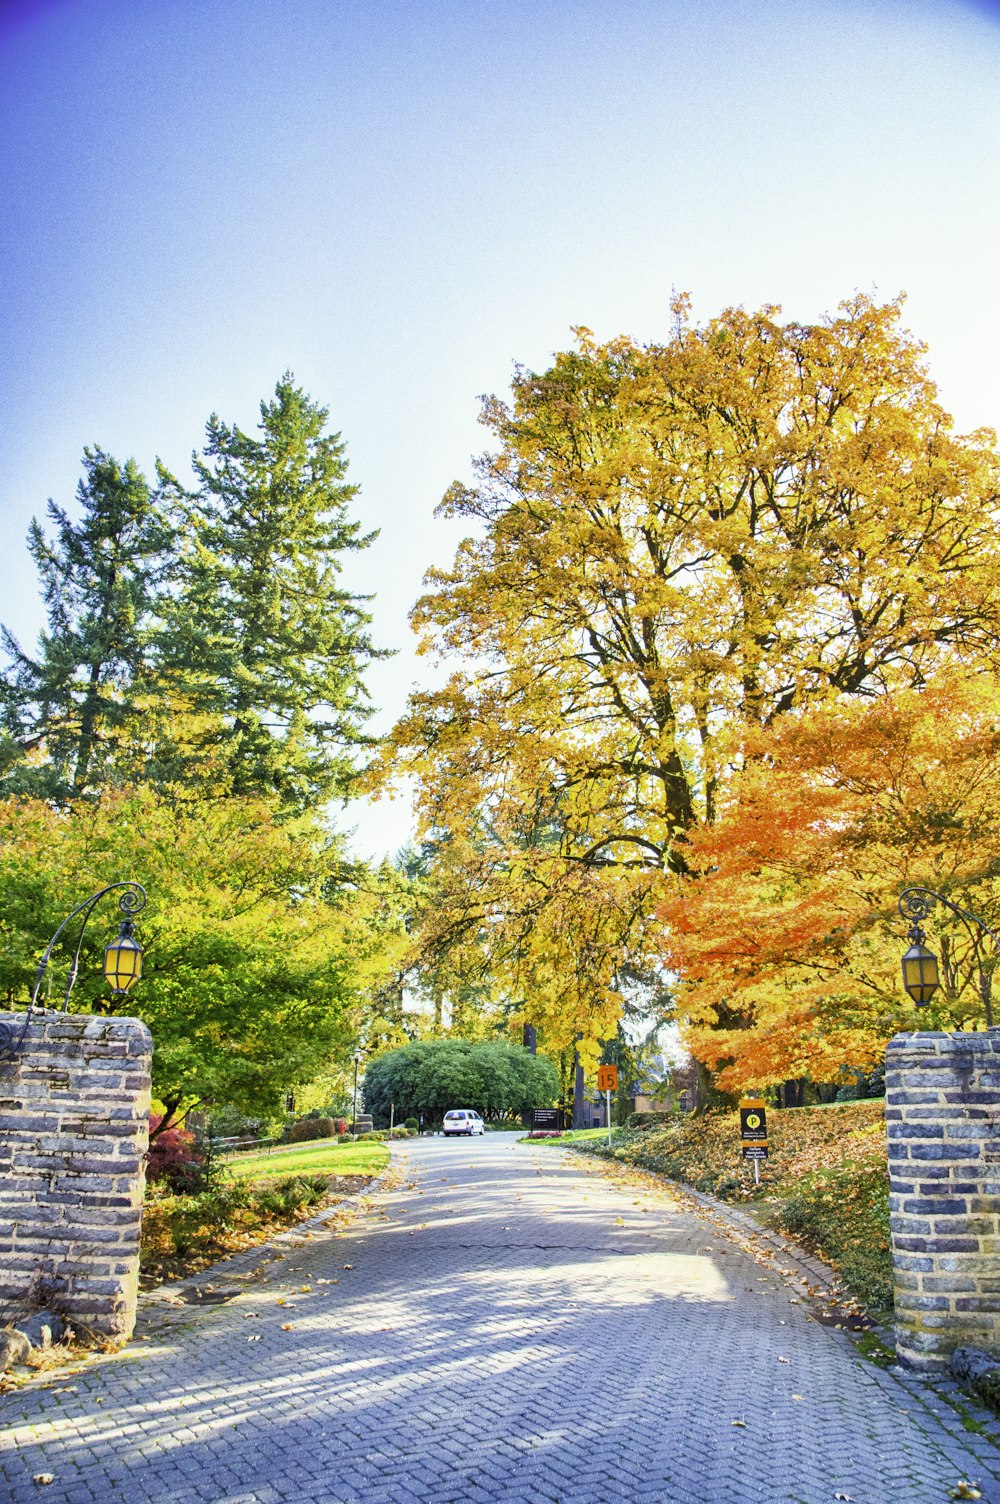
[739,1098,767,1142]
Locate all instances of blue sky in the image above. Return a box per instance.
[2,0,999,858]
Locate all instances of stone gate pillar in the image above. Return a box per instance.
[886,1030,1000,1369]
[0,1009,152,1344]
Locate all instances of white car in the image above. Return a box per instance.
[443,1109,485,1136]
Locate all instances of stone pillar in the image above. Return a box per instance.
[0,1009,152,1344]
[886,1029,1000,1370]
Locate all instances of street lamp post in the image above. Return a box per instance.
[898,886,996,1027]
[352,1049,361,1136]
[0,881,148,1062]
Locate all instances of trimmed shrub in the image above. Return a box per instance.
[404,1117,419,1131]
[287,1116,336,1143]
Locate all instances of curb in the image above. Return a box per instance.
[136,1170,390,1328]
[565,1141,1000,1481]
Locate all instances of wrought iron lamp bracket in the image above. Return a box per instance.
[0,882,147,1064]
[898,885,999,1028]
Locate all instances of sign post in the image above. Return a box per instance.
[597,1065,619,1146]
[739,1097,768,1186]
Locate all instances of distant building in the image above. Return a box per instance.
[629,1054,696,1115]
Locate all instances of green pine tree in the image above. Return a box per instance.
[154,375,383,812]
[0,449,162,800]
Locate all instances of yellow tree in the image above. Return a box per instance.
[384,295,1000,1061]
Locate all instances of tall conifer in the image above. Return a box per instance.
[0,449,160,799]
[155,375,382,811]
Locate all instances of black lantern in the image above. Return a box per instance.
[104,920,143,994]
[901,939,939,1006]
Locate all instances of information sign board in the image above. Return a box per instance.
[532,1107,563,1130]
[741,1141,769,1162]
[597,1065,619,1092]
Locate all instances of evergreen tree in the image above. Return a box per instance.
[0,449,161,799]
[153,375,382,812]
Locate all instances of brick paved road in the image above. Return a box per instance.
[3,1132,1000,1504]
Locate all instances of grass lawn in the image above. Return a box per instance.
[223,1138,389,1183]
[521,1128,610,1145]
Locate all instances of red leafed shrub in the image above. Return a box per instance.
[147,1114,206,1191]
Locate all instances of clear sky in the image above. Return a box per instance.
[2,0,999,860]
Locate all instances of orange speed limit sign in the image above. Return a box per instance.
[597,1065,618,1092]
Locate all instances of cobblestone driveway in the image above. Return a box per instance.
[3,1132,1000,1504]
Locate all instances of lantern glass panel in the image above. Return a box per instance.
[902,942,939,1005]
[104,935,143,994]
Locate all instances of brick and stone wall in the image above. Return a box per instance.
[0,1009,151,1343]
[886,1029,1000,1369]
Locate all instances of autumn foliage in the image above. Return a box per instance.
[383,293,1000,1078]
[661,670,1000,1090]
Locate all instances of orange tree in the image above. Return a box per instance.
[383,295,1000,1069]
[659,669,1000,1092]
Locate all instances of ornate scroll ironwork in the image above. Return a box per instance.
[898,886,998,1028]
